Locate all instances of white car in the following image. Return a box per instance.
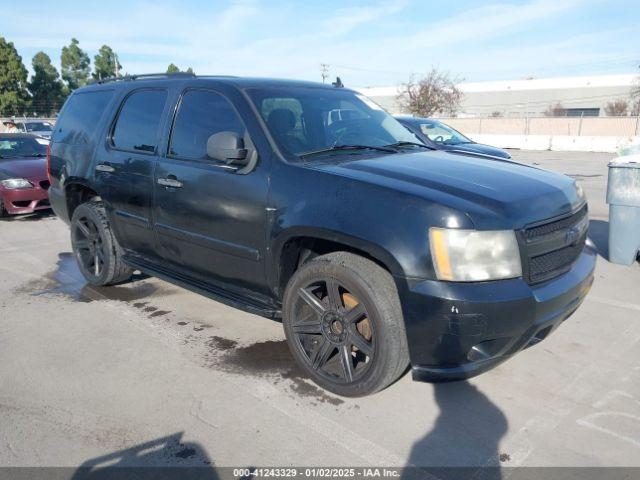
[14,120,54,139]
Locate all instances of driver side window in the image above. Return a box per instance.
[169,89,245,161]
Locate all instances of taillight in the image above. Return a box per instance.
[46,144,52,183]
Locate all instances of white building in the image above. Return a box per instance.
[357,74,638,117]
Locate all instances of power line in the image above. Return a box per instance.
[320,63,330,84]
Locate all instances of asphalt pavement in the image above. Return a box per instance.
[1,150,639,473]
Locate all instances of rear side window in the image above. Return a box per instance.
[169,89,245,161]
[52,90,114,145]
[111,89,167,153]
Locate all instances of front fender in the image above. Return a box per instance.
[268,226,405,292]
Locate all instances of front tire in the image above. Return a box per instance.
[70,201,133,286]
[283,252,409,397]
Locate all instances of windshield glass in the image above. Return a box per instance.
[24,122,53,132]
[0,136,47,158]
[419,120,470,145]
[247,87,420,158]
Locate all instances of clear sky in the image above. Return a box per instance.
[2,0,638,87]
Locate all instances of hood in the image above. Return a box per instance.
[444,142,511,159]
[0,157,47,182]
[307,151,584,229]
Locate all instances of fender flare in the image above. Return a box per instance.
[269,226,405,293]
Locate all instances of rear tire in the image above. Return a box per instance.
[283,252,409,397]
[70,201,133,286]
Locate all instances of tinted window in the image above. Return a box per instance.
[53,90,114,145]
[169,90,245,160]
[0,136,47,158]
[112,89,167,153]
[25,122,53,132]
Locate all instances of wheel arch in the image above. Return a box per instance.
[271,227,404,300]
[64,180,102,221]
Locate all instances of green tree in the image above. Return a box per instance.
[0,36,29,116]
[28,52,67,116]
[166,64,194,74]
[93,45,121,80]
[61,38,90,90]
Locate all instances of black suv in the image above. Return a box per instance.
[48,73,595,396]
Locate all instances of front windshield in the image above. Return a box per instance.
[247,87,421,159]
[25,122,53,132]
[419,121,471,145]
[0,137,47,158]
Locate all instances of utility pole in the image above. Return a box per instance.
[320,63,329,84]
[114,53,120,77]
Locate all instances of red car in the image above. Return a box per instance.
[0,133,51,217]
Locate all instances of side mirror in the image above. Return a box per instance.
[207,131,248,165]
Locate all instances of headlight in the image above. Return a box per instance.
[429,228,522,281]
[0,178,33,189]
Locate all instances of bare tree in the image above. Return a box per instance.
[398,68,463,117]
[543,103,567,117]
[604,99,629,116]
[632,65,640,116]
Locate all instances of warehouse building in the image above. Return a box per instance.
[357,74,638,117]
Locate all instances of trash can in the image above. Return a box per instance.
[606,157,640,265]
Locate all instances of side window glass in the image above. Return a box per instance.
[112,89,167,153]
[260,97,305,149]
[169,90,245,161]
[53,90,114,145]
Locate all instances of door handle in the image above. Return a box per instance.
[95,163,115,173]
[157,176,183,188]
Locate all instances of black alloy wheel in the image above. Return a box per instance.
[72,215,106,279]
[291,277,375,384]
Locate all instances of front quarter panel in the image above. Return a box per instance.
[268,158,473,288]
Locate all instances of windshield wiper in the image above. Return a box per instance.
[299,144,397,159]
[385,141,434,150]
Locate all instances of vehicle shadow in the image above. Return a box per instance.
[69,432,220,480]
[588,219,609,259]
[403,381,508,480]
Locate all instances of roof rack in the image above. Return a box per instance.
[93,72,196,85]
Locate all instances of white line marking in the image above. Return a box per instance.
[587,296,640,312]
[577,412,640,449]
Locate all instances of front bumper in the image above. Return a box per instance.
[396,244,596,382]
[1,184,50,215]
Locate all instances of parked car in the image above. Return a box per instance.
[48,74,595,396]
[0,133,51,217]
[14,120,55,139]
[396,116,512,159]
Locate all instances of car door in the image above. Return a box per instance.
[94,88,169,260]
[153,88,270,296]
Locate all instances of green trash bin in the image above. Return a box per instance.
[606,159,640,265]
